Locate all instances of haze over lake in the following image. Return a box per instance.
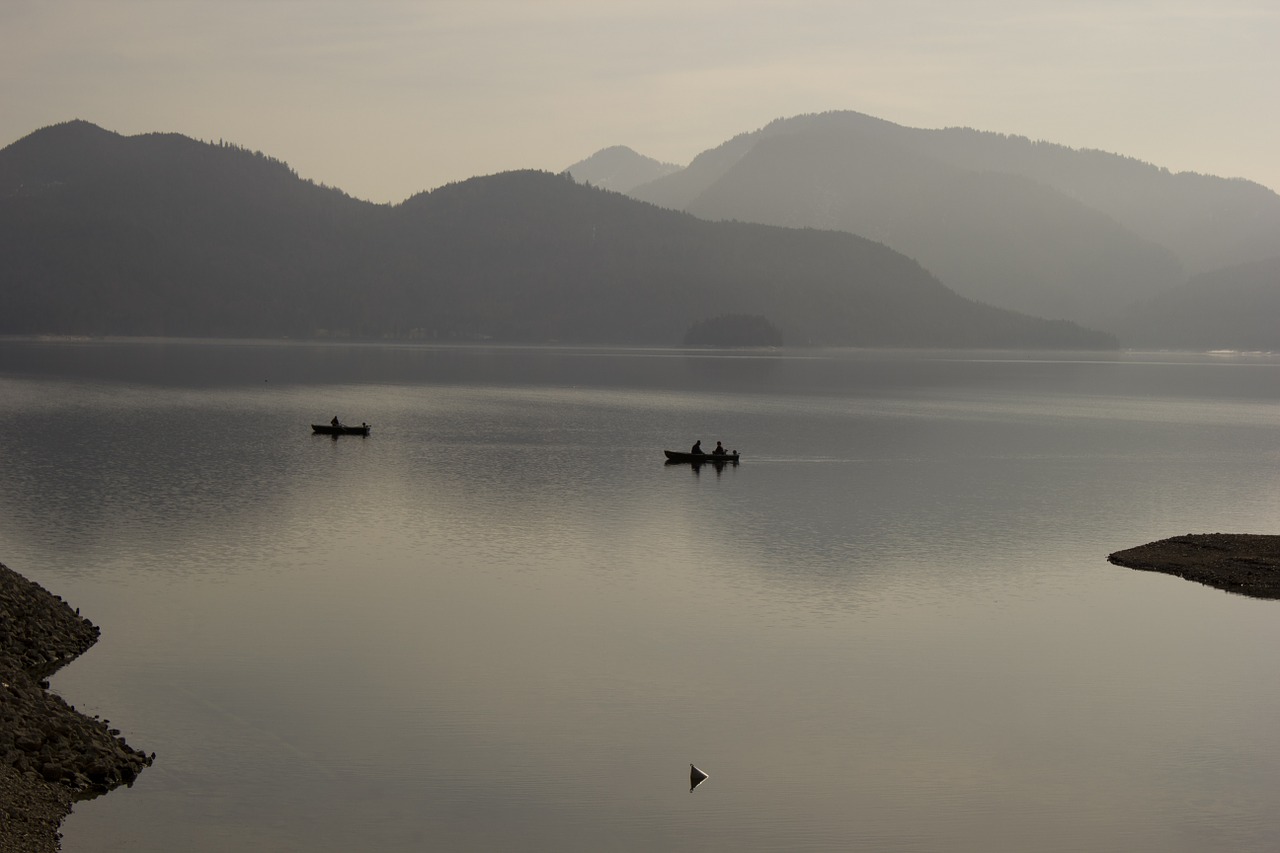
[3,339,1279,852]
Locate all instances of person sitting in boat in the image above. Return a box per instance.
[690,439,704,455]
[712,441,728,456]
[331,415,341,427]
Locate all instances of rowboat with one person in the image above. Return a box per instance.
[312,421,371,436]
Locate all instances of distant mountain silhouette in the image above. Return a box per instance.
[1113,256,1280,350]
[626,111,1280,340]
[0,120,1115,348]
[0,120,382,338]
[564,146,681,193]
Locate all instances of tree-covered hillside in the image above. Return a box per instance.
[0,121,1114,348]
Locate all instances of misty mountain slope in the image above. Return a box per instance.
[626,110,1280,334]
[1112,255,1280,351]
[625,130,766,211]
[678,120,1184,327]
[685,125,948,239]
[627,111,907,211]
[917,126,1280,274]
[748,112,1280,273]
[0,120,1113,347]
[563,146,680,193]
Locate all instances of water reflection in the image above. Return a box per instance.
[684,459,737,478]
[665,456,740,478]
[680,349,782,386]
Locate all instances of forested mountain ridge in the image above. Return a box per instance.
[621,111,1280,336]
[0,120,1115,347]
[1,120,383,337]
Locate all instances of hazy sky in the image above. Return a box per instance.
[3,0,1278,203]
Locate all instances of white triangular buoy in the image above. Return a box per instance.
[690,763,709,791]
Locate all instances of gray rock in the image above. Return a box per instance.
[0,561,154,852]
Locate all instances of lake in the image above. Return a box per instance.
[2,339,1279,852]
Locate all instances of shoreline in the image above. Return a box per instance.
[1,562,153,853]
[1108,533,1280,599]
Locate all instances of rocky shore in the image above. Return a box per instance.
[1108,533,1280,599]
[1,562,153,852]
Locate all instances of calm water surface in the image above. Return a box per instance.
[2,340,1279,852]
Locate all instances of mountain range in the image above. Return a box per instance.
[4,112,1277,349]
[0,119,1112,348]
[575,111,1280,349]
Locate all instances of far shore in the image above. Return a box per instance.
[1109,533,1280,599]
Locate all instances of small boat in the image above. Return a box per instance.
[312,422,371,436]
[665,450,739,464]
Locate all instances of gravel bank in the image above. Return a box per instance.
[1108,533,1280,599]
[1,562,154,852]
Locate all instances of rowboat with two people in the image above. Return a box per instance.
[665,439,739,465]
[664,450,739,464]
